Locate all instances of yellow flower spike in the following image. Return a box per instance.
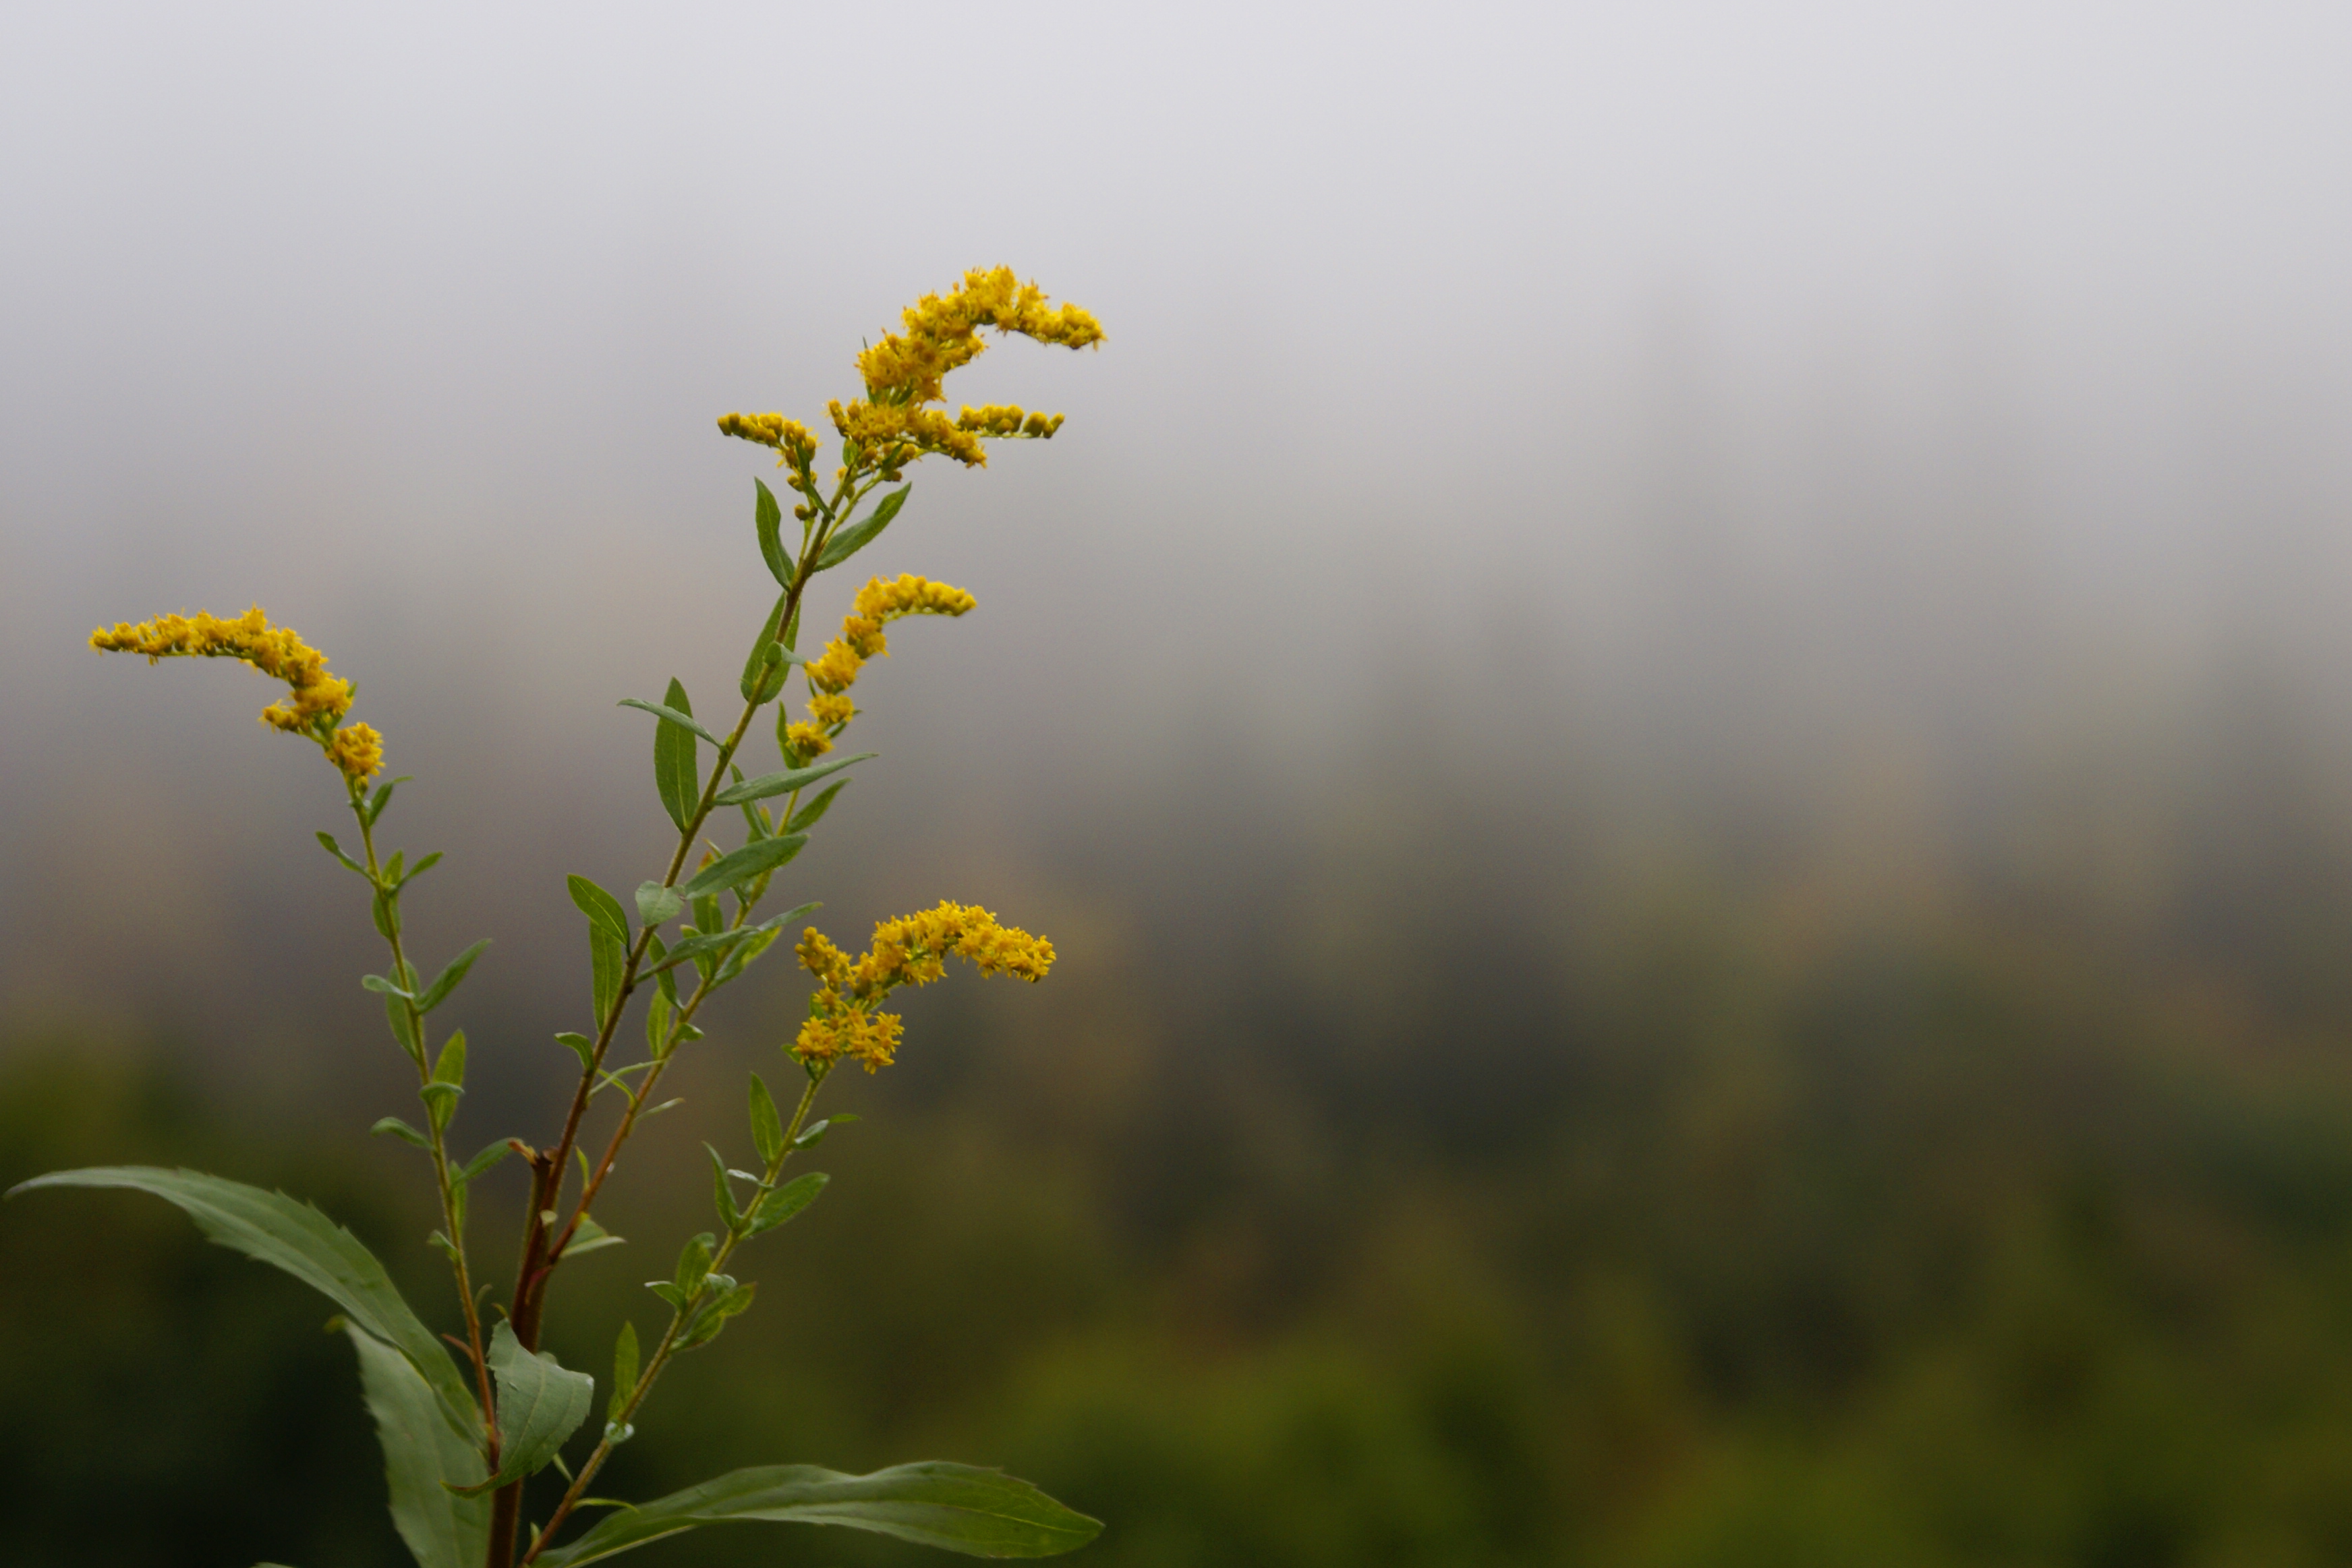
[90,606,372,769]
[807,691,856,727]
[789,901,1054,1072]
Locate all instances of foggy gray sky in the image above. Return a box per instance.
[5,1,2351,1069]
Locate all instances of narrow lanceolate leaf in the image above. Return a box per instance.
[347,1323,490,1568]
[654,677,699,832]
[747,1074,784,1164]
[712,752,875,808]
[371,1117,430,1150]
[786,779,850,834]
[418,939,491,1013]
[609,1320,639,1424]
[315,831,369,877]
[5,1168,480,1442]
[747,1171,828,1237]
[814,485,911,571]
[567,875,631,947]
[565,1213,625,1257]
[740,589,791,701]
[676,835,808,902]
[617,698,721,747]
[589,924,626,1025]
[753,477,792,587]
[451,1322,596,1497]
[535,1461,1103,1565]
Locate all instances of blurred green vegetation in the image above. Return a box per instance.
[13,799,2352,1568]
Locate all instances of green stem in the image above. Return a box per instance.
[519,1070,830,1565]
[345,779,500,1452]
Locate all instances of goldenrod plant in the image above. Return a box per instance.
[13,268,1106,1568]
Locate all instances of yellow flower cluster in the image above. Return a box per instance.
[89,606,384,781]
[785,575,977,763]
[791,901,1056,1071]
[716,411,822,470]
[328,722,386,781]
[955,405,1064,440]
[824,267,1101,470]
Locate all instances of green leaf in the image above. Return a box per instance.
[635,881,684,929]
[616,698,721,747]
[345,1323,490,1568]
[712,752,875,808]
[714,923,786,985]
[459,1141,512,1183]
[364,776,413,828]
[654,677,700,832]
[534,1460,1102,1565]
[7,1168,481,1443]
[739,590,791,702]
[608,1321,639,1424]
[431,1030,467,1087]
[793,1113,857,1151]
[672,1232,715,1294]
[674,1279,755,1350]
[705,1142,743,1228]
[753,477,793,587]
[554,1032,596,1071]
[815,485,910,571]
[400,850,444,888]
[362,974,416,1000]
[386,992,422,1063]
[316,832,370,877]
[566,1213,625,1258]
[451,1322,596,1497]
[677,835,807,902]
[371,888,401,941]
[786,780,850,834]
[590,924,626,1026]
[747,1074,784,1164]
[371,1117,430,1150]
[418,939,491,1013]
[746,1171,828,1237]
[566,875,631,947]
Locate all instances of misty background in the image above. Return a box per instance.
[6,3,2352,1565]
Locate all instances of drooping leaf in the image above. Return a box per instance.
[712,752,875,808]
[705,1142,743,1228]
[555,1032,596,1071]
[534,1460,1102,1565]
[566,875,631,947]
[786,780,850,834]
[371,1117,430,1150]
[362,974,416,1000]
[747,1074,784,1164]
[654,677,700,832]
[814,485,910,571]
[616,698,720,747]
[451,1322,596,1497]
[6,1168,480,1442]
[316,831,370,877]
[745,1171,828,1237]
[635,881,685,929]
[418,939,491,1013]
[676,835,808,902]
[753,477,793,587]
[345,1323,490,1568]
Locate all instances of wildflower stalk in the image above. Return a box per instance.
[519,1069,831,1565]
[345,775,500,1445]
[488,466,879,1568]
